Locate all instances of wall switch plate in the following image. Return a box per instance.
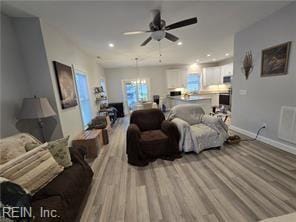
[239,90,247,95]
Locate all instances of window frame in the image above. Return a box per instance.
[186,73,201,93]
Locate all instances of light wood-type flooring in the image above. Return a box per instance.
[80,117,296,222]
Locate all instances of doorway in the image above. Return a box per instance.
[122,79,150,113]
[75,71,92,128]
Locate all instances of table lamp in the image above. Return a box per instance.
[18,97,56,142]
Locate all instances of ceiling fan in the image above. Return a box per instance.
[123,9,198,46]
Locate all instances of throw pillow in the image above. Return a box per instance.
[25,142,41,152]
[0,177,31,221]
[0,144,64,194]
[47,136,72,168]
[0,133,41,164]
[25,136,72,168]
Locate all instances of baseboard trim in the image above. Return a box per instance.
[230,125,296,155]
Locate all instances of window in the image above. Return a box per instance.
[75,72,92,128]
[123,79,150,111]
[187,73,201,92]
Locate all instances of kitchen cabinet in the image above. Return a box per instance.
[220,63,233,81]
[202,67,221,86]
[203,63,233,86]
[166,69,185,89]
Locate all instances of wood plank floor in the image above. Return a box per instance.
[80,117,296,222]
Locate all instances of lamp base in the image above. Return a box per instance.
[38,118,46,142]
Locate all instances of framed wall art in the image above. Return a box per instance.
[53,61,78,109]
[261,42,291,77]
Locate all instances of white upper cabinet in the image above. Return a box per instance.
[203,63,233,86]
[221,63,233,77]
[202,66,221,86]
[166,69,185,89]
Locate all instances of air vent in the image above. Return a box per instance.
[278,106,296,144]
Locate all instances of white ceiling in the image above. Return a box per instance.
[2,1,290,68]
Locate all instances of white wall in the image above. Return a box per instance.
[232,2,296,150]
[12,17,63,141]
[0,14,32,137]
[105,66,168,103]
[105,62,233,110]
[40,20,105,140]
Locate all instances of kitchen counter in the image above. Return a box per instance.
[167,95,212,114]
[198,91,230,95]
[168,95,211,101]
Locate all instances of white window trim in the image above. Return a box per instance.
[74,68,92,129]
[121,78,151,114]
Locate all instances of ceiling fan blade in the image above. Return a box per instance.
[141,36,152,46]
[165,32,179,42]
[152,9,161,29]
[123,30,151,35]
[165,17,197,30]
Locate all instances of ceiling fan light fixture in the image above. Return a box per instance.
[151,30,166,41]
[123,9,197,47]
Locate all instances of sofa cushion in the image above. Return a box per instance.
[140,130,168,158]
[191,124,220,149]
[32,163,93,221]
[0,133,40,164]
[141,130,168,144]
[0,144,64,194]
[25,137,72,168]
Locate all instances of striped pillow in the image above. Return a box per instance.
[0,143,64,194]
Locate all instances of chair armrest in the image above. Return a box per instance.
[161,120,181,157]
[171,117,191,130]
[201,115,228,133]
[127,124,141,139]
[126,124,141,154]
[126,123,149,166]
[161,120,180,141]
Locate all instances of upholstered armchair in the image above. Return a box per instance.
[126,109,181,166]
[167,104,229,153]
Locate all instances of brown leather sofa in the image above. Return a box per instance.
[31,146,93,222]
[126,109,181,166]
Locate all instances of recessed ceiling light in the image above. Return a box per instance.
[177,42,183,46]
[108,43,114,48]
[225,53,230,56]
[207,54,211,57]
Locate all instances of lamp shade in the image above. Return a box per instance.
[19,97,56,119]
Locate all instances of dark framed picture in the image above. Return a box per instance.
[261,42,291,77]
[53,61,78,109]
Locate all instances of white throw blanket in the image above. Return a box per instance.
[168,104,229,153]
